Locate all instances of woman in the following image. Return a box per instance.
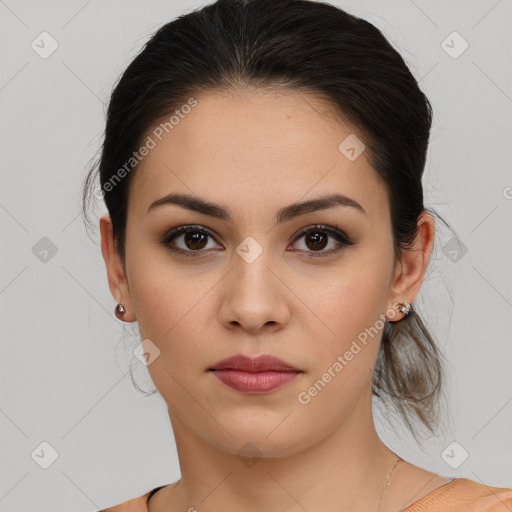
[82,0,512,510]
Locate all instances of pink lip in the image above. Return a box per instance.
[208,354,303,393]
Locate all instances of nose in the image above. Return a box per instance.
[217,251,291,335]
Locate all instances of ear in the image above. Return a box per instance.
[99,213,137,322]
[386,211,435,320]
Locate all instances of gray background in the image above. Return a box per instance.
[0,0,511,510]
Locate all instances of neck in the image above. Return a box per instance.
[159,387,400,512]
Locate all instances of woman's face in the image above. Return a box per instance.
[103,89,428,458]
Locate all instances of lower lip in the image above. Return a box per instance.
[210,369,301,393]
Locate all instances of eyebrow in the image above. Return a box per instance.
[146,192,366,223]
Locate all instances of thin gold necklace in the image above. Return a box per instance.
[377,455,402,510]
[150,457,403,511]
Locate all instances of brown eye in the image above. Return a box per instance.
[160,225,222,257]
[304,231,329,251]
[289,224,355,258]
[160,223,354,259]
[183,231,209,250]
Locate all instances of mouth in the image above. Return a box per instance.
[208,354,303,393]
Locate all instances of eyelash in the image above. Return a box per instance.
[159,224,355,259]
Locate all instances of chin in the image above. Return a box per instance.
[203,424,309,460]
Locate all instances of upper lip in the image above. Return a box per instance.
[208,354,302,372]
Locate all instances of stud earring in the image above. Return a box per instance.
[116,303,126,315]
[397,301,411,317]
[387,301,412,323]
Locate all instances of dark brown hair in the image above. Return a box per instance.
[82,0,455,440]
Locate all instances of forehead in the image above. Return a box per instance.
[128,89,389,222]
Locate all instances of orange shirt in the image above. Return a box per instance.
[99,478,512,512]
[403,478,512,511]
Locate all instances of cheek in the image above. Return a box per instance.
[126,253,220,384]
[125,241,200,337]
[128,267,171,341]
[307,262,391,346]
[295,278,387,425]
[297,260,391,400]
